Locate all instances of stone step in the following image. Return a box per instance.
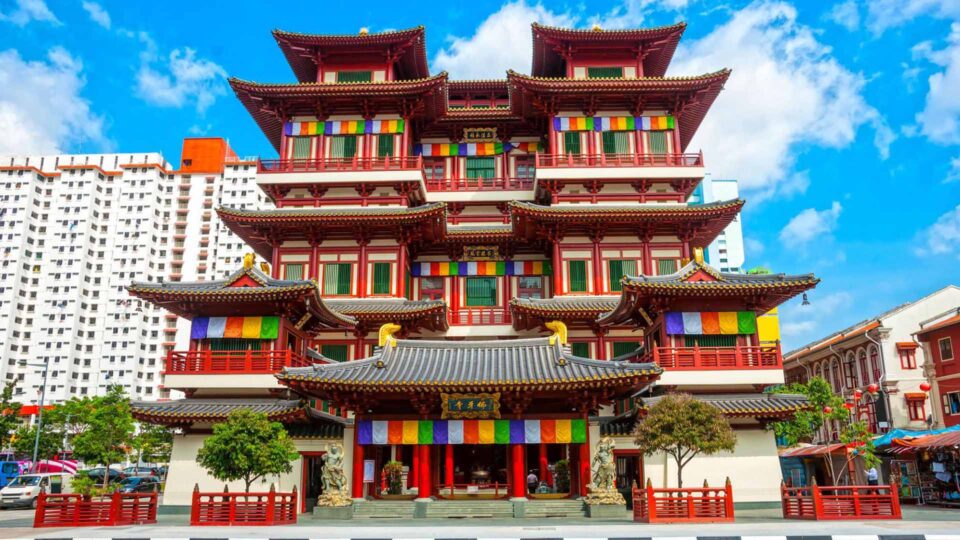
[352,501,416,519]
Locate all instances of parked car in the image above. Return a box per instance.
[118,476,160,493]
[122,466,161,477]
[85,467,125,484]
[0,473,72,509]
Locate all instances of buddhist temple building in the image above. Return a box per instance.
[129,22,819,516]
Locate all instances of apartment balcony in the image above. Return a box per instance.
[164,349,312,375]
[257,157,424,185]
[643,344,785,388]
[535,152,705,181]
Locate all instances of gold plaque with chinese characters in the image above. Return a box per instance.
[463,127,497,143]
[463,245,499,261]
[441,392,501,419]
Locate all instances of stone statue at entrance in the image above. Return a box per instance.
[316,444,352,507]
[584,437,625,506]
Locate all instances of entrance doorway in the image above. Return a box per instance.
[614,450,643,508]
[300,452,325,513]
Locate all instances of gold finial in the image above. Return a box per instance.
[546,320,568,346]
[243,253,256,269]
[693,247,705,265]
[359,27,369,35]
[378,322,401,347]
[260,262,271,274]
[591,23,602,32]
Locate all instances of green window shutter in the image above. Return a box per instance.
[568,260,587,292]
[587,66,624,78]
[324,263,352,294]
[612,341,641,358]
[607,259,636,292]
[657,259,677,275]
[571,342,590,358]
[208,338,261,351]
[563,131,581,154]
[377,135,394,157]
[330,136,357,158]
[465,277,497,306]
[291,137,312,159]
[284,264,303,280]
[465,157,495,179]
[320,344,349,362]
[647,131,668,154]
[372,263,391,295]
[336,71,373,83]
[337,263,351,294]
[684,335,737,347]
[601,132,628,154]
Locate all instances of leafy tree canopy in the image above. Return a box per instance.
[633,393,737,487]
[770,377,848,447]
[132,424,173,464]
[0,381,22,450]
[68,386,135,487]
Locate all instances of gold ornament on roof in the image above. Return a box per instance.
[693,247,705,264]
[260,262,270,274]
[378,322,401,347]
[359,27,369,35]
[592,23,602,32]
[243,252,256,269]
[546,320,568,346]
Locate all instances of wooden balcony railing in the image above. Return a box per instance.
[34,492,158,527]
[643,344,782,370]
[191,486,297,526]
[425,177,535,192]
[536,152,704,168]
[258,156,422,173]
[165,349,312,374]
[448,308,511,326]
[632,479,734,523]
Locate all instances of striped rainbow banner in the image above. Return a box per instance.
[664,311,757,335]
[413,141,544,157]
[552,115,675,132]
[283,119,405,136]
[190,316,280,340]
[410,260,552,277]
[356,418,587,445]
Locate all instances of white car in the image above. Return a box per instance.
[0,473,72,509]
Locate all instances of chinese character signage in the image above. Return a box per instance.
[463,127,497,143]
[463,245,499,261]
[441,392,501,419]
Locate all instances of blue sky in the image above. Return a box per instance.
[1,0,958,350]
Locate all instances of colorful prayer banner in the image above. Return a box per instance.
[190,316,280,340]
[664,311,757,335]
[413,141,544,157]
[410,260,552,277]
[552,115,675,132]
[283,119,406,137]
[356,418,587,445]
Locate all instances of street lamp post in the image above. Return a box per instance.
[20,361,49,473]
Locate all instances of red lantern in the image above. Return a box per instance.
[823,406,833,414]
[867,383,879,393]
[853,390,863,400]
[844,402,855,410]
[920,382,932,392]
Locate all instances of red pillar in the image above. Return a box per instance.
[357,241,368,298]
[592,239,603,293]
[271,245,280,278]
[397,242,407,298]
[418,444,432,499]
[352,435,365,499]
[444,445,454,489]
[511,444,527,499]
[552,240,562,295]
[410,444,419,490]
[578,442,590,497]
[539,443,551,487]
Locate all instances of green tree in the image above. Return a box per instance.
[747,266,772,275]
[633,393,737,487]
[12,422,63,463]
[132,424,173,464]
[196,409,299,492]
[0,381,22,450]
[68,386,135,488]
[770,377,848,446]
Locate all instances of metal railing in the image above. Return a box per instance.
[644,344,782,370]
[165,349,311,374]
[536,152,704,168]
[258,156,422,173]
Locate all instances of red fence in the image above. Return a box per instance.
[781,482,901,520]
[537,152,704,168]
[425,177,534,192]
[258,156,421,173]
[644,344,781,370]
[448,308,511,326]
[632,479,734,523]
[191,486,297,526]
[34,491,157,527]
[165,349,312,374]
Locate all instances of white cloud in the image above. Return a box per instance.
[947,156,960,183]
[671,1,891,197]
[81,1,110,29]
[780,291,853,344]
[0,47,106,154]
[0,0,58,26]
[914,23,960,144]
[826,0,861,31]
[744,237,765,255]
[131,32,226,114]
[432,1,575,78]
[915,204,960,258]
[587,0,692,28]
[866,0,960,33]
[779,201,843,247]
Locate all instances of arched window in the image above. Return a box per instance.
[858,348,870,385]
[859,394,878,433]
[831,358,843,392]
[869,346,881,380]
[843,352,858,388]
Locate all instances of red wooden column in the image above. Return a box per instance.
[510,443,526,499]
[417,444,432,499]
[397,241,408,298]
[410,444,419,489]
[352,433,365,499]
[444,445,454,490]
[357,239,368,298]
[552,239,563,295]
[578,442,590,497]
[271,245,281,278]
[591,238,603,293]
[539,443,551,487]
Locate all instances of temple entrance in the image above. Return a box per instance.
[615,451,643,509]
[300,452,326,512]
[437,445,510,499]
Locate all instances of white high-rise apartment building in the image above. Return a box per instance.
[691,175,745,273]
[0,138,268,405]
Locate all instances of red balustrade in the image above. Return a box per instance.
[644,344,782,370]
[632,479,734,523]
[190,485,297,526]
[537,152,704,168]
[165,349,313,374]
[34,491,158,527]
[781,482,901,520]
[425,177,534,192]
[448,308,511,326]
[258,156,422,173]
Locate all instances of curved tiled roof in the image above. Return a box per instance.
[638,393,810,417]
[511,295,620,316]
[324,298,449,331]
[131,398,305,424]
[278,337,660,392]
[619,262,818,291]
[446,223,514,238]
[510,200,743,218]
[218,202,446,221]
